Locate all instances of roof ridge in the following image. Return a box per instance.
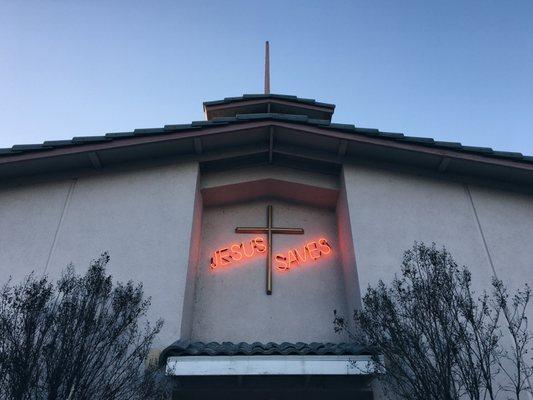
[203,93,336,109]
[1,114,530,164]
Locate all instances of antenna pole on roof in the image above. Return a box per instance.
[264,41,270,95]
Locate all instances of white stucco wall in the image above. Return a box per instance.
[342,164,498,295]
[1,158,531,359]
[0,161,200,347]
[342,163,533,303]
[468,184,533,325]
[342,163,533,399]
[0,179,73,282]
[336,176,361,323]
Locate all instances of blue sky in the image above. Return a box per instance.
[2,1,532,154]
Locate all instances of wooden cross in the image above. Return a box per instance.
[235,205,304,295]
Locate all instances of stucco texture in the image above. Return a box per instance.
[0,161,200,347]
[342,164,496,295]
[0,179,72,281]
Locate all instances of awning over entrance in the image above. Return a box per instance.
[160,341,376,400]
[161,341,369,359]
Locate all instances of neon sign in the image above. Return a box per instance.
[235,205,303,295]
[210,205,333,295]
[274,238,332,271]
[210,237,332,271]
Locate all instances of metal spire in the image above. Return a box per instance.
[264,41,270,95]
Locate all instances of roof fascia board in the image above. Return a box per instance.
[204,98,334,113]
[0,123,264,165]
[166,355,378,376]
[273,122,533,172]
[1,120,532,173]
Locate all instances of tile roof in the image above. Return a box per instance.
[203,93,335,109]
[159,341,369,365]
[1,113,531,164]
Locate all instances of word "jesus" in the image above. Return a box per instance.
[210,238,266,269]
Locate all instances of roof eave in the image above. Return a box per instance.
[1,119,532,190]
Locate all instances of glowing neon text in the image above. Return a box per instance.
[274,238,332,271]
[210,237,266,269]
[209,237,332,271]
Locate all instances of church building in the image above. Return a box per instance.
[1,51,532,399]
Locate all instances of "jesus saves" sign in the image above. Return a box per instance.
[209,237,332,271]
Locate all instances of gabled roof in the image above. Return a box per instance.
[1,96,532,188]
[1,113,531,163]
[203,94,335,109]
[203,94,335,121]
